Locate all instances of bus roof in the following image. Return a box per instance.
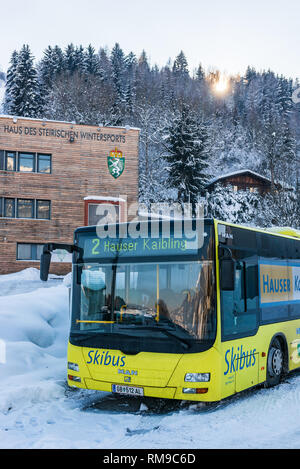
[74,218,300,242]
[74,218,214,235]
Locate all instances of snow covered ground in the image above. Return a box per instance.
[1,268,300,449]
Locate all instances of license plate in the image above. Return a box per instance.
[112,384,144,396]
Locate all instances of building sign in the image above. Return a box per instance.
[3,124,126,143]
[259,259,300,306]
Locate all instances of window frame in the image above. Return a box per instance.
[16,243,45,261]
[0,150,52,174]
[0,197,51,220]
[18,152,36,173]
[16,198,35,219]
[37,153,52,174]
[36,199,51,220]
[3,198,16,218]
[220,250,259,342]
[5,151,16,171]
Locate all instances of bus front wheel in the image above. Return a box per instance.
[265,338,284,387]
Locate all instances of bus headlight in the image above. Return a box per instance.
[68,362,79,372]
[185,373,210,382]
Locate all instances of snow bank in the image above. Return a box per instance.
[0,267,41,283]
[0,269,69,379]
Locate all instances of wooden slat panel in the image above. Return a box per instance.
[0,117,139,274]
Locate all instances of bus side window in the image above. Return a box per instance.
[221,263,245,336]
[246,264,258,310]
[221,260,258,339]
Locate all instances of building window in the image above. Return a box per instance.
[18,153,35,172]
[4,198,15,218]
[17,243,32,260]
[5,152,16,171]
[1,150,52,174]
[0,197,51,219]
[17,243,45,261]
[87,202,120,226]
[17,199,34,218]
[37,154,51,173]
[36,200,51,219]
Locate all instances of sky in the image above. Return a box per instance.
[0,0,300,80]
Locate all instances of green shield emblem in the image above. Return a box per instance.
[107,148,125,179]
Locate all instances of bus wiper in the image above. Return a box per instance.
[120,325,191,350]
[71,331,143,343]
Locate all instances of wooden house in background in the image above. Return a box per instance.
[206,169,275,195]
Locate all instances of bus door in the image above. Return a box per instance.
[220,249,260,393]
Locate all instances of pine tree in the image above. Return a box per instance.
[3,50,19,114]
[163,104,210,206]
[195,63,205,82]
[84,44,100,76]
[98,47,111,82]
[110,42,126,100]
[7,45,40,117]
[65,43,85,74]
[173,51,189,79]
[124,52,137,118]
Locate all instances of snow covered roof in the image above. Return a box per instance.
[84,196,126,202]
[206,169,271,186]
[0,114,140,131]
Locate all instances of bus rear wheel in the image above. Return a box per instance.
[265,338,284,387]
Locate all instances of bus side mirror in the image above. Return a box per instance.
[220,258,236,291]
[40,251,51,281]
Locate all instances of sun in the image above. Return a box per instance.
[214,75,230,94]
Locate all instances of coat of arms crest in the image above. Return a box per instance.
[107,147,125,179]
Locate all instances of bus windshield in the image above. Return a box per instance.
[71,260,216,353]
[70,220,216,353]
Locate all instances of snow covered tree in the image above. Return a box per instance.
[110,43,126,100]
[173,51,189,79]
[6,45,40,117]
[205,184,261,225]
[3,50,19,114]
[64,44,85,74]
[163,104,210,206]
[195,63,205,82]
[124,52,137,119]
[109,43,126,125]
[38,46,65,90]
[84,44,100,76]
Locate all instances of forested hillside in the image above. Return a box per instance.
[2,43,300,228]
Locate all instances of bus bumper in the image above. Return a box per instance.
[67,376,218,402]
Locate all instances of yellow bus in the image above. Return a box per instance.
[40,219,300,402]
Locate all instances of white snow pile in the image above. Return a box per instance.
[0,268,70,411]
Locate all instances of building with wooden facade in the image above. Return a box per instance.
[0,115,139,274]
[206,169,273,195]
